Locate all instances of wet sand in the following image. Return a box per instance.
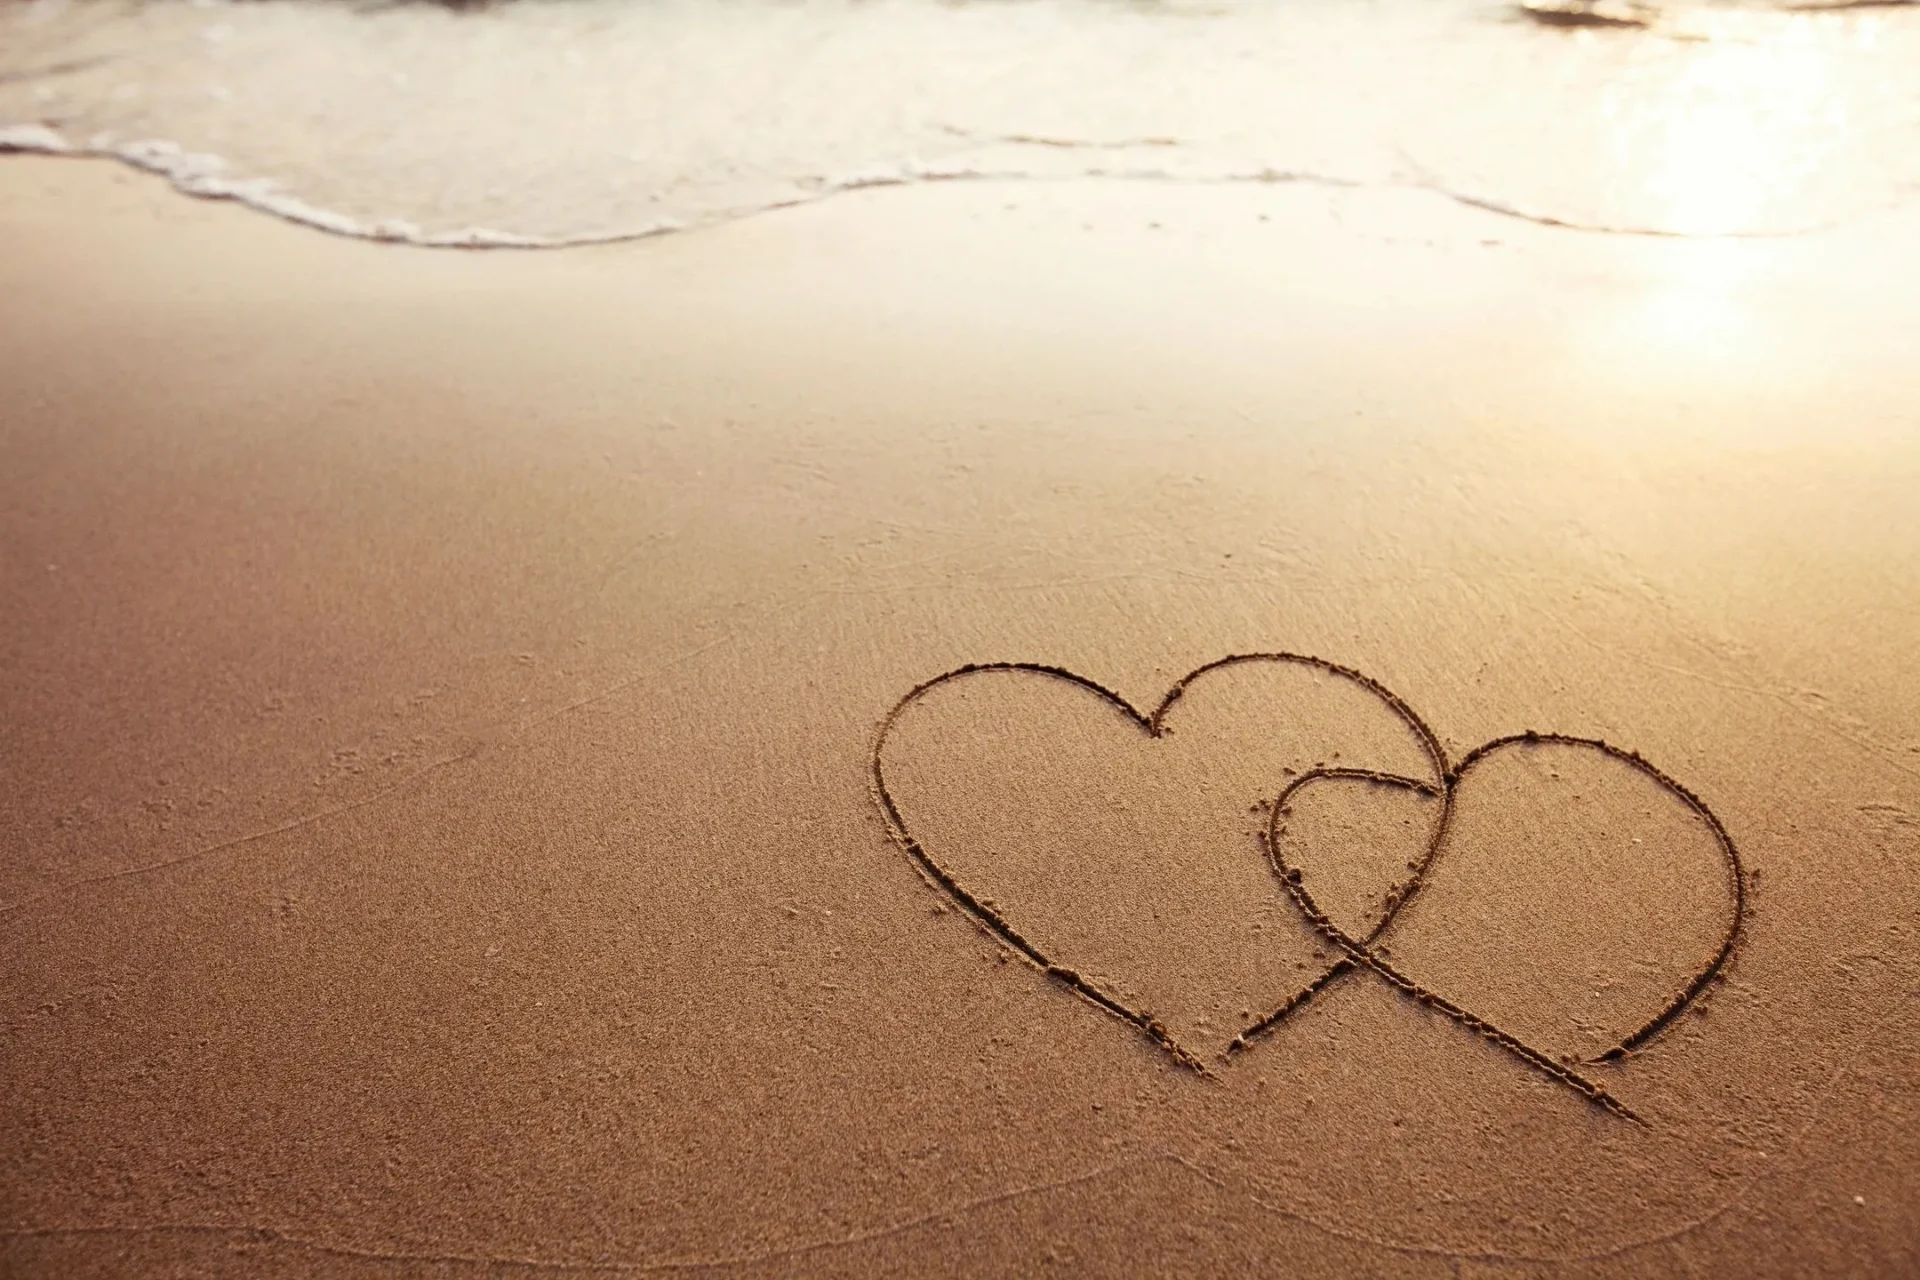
[2,153,1918,1276]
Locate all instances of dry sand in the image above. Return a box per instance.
[4,97,1920,1276]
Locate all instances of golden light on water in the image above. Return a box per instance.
[1609,10,1882,237]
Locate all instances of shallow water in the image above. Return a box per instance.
[5,0,1920,245]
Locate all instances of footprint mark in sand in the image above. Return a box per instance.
[871,654,1745,1124]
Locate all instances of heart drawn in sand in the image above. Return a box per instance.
[872,655,1746,1122]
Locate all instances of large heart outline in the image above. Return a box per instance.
[873,654,1451,1068]
[871,653,1747,1122]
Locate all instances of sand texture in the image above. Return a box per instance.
[4,121,1920,1276]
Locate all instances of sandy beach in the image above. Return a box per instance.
[4,4,1920,1272]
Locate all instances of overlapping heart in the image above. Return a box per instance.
[871,654,1746,1122]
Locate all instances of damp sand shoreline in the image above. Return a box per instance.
[3,156,1919,1276]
